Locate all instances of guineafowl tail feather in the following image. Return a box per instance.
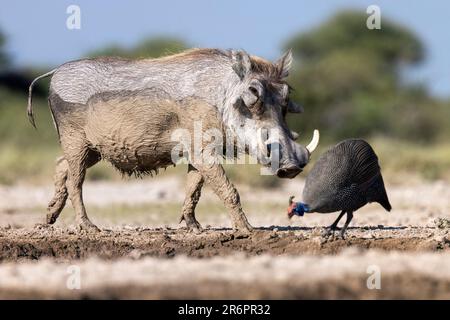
[367,173,391,212]
[379,197,392,212]
[377,176,392,212]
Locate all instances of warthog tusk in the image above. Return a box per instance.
[306,129,320,154]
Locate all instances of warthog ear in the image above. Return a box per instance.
[231,50,252,80]
[275,49,293,79]
[290,131,299,140]
[288,100,304,113]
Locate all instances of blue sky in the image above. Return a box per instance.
[1,0,449,97]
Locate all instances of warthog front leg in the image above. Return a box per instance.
[179,164,204,233]
[195,163,253,233]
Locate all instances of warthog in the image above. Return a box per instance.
[27,48,319,233]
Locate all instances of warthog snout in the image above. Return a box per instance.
[275,129,320,179]
[276,165,303,179]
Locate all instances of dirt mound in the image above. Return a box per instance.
[0,225,447,262]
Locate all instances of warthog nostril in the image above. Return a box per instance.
[276,166,302,179]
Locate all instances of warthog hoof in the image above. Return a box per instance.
[187,224,203,234]
[77,220,101,233]
[233,220,254,234]
[46,212,60,225]
[184,219,203,234]
[179,213,203,234]
[34,222,53,230]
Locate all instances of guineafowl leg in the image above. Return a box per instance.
[323,210,346,237]
[339,211,354,239]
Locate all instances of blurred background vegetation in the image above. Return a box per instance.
[0,10,449,186]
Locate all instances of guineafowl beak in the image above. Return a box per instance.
[287,196,308,218]
[287,196,297,219]
[287,202,297,219]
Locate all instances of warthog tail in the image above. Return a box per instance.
[27,69,56,128]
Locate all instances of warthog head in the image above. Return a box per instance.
[223,49,319,178]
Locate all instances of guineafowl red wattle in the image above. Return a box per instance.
[287,139,391,238]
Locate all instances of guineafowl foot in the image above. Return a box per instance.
[339,211,353,240]
[322,228,332,238]
[322,226,340,238]
[322,211,346,239]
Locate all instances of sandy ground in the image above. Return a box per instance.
[0,177,449,299]
[0,177,449,228]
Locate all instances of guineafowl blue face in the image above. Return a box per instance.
[287,197,309,218]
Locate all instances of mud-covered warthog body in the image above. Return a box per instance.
[28,48,318,232]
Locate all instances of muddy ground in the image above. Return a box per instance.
[0,225,448,261]
[0,178,449,299]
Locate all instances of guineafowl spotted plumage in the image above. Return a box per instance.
[287,139,391,238]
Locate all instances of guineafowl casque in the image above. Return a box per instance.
[287,139,391,239]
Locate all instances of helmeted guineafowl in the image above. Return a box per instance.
[287,139,391,238]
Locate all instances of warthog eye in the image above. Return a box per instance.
[242,80,265,116]
[249,86,259,98]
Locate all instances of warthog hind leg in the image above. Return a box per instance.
[62,140,101,232]
[46,156,69,224]
[47,151,100,228]
[179,164,204,233]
